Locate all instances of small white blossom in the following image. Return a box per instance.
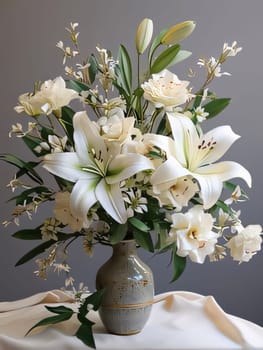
[197,57,231,77]
[40,217,60,241]
[218,208,241,233]
[209,245,227,262]
[194,106,209,122]
[222,41,242,59]
[124,189,148,217]
[6,175,31,193]
[225,185,247,205]
[65,276,75,287]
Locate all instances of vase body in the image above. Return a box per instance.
[96,240,154,335]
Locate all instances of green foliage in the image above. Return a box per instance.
[26,290,105,349]
[12,227,42,240]
[170,249,187,282]
[203,98,231,119]
[8,186,51,205]
[150,44,180,74]
[116,44,132,96]
[109,223,128,244]
[76,289,105,349]
[26,305,74,335]
[15,240,57,266]
[60,106,75,144]
[0,154,42,184]
[148,28,168,63]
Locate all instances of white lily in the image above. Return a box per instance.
[150,113,251,209]
[43,111,153,224]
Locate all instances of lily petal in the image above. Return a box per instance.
[196,125,240,166]
[143,133,177,159]
[70,178,99,219]
[96,180,127,224]
[151,157,190,186]
[167,112,197,167]
[43,152,90,182]
[106,153,154,184]
[195,161,252,209]
[73,111,108,165]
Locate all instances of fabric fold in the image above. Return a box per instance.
[0,290,263,349]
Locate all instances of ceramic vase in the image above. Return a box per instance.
[96,239,154,335]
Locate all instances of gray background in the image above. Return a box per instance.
[1,0,263,326]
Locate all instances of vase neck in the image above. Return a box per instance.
[112,240,137,256]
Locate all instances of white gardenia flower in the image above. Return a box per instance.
[168,205,218,263]
[141,69,193,110]
[14,77,79,116]
[149,113,251,209]
[226,225,262,263]
[14,93,46,116]
[152,175,199,211]
[43,111,154,224]
[38,77,79,114]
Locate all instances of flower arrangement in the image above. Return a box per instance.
[2,18,262,347]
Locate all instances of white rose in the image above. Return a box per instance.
[141,69,193,110]
[226,225,262,263]
[168,205,218,263]
[98,108,135,145]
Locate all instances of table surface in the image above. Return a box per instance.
[0,290,262,350]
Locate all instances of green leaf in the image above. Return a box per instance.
[0,154,43,184]
[26,308,73,335]
[154,222,169,250]
[109,223,128,245]
[88,54,98,84]
[75,320,96,349]
[45,305,74,314]
[150,44,180,74]
[210,200,233,215]
[12,227,42,240]
[170,250,186,282]
[79,289,105,317]
[148,28,168,63]
[13,228,78,243]
[15,240,57,266]
[22,135,45,157]
[133,230,154,252]
[60,106,75,144]
[203,98,231,119]
[128,217,150,232]
[117,44,132,95]
[8,186,51,205]
[66,79,90,93]
[40,125,54,140]
[168,49,192,66]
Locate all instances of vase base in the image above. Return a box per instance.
[108,329,141,336]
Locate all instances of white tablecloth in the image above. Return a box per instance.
[0,289,262,349]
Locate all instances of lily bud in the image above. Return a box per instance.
[136,18,153,54]
[161,20,196,45]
